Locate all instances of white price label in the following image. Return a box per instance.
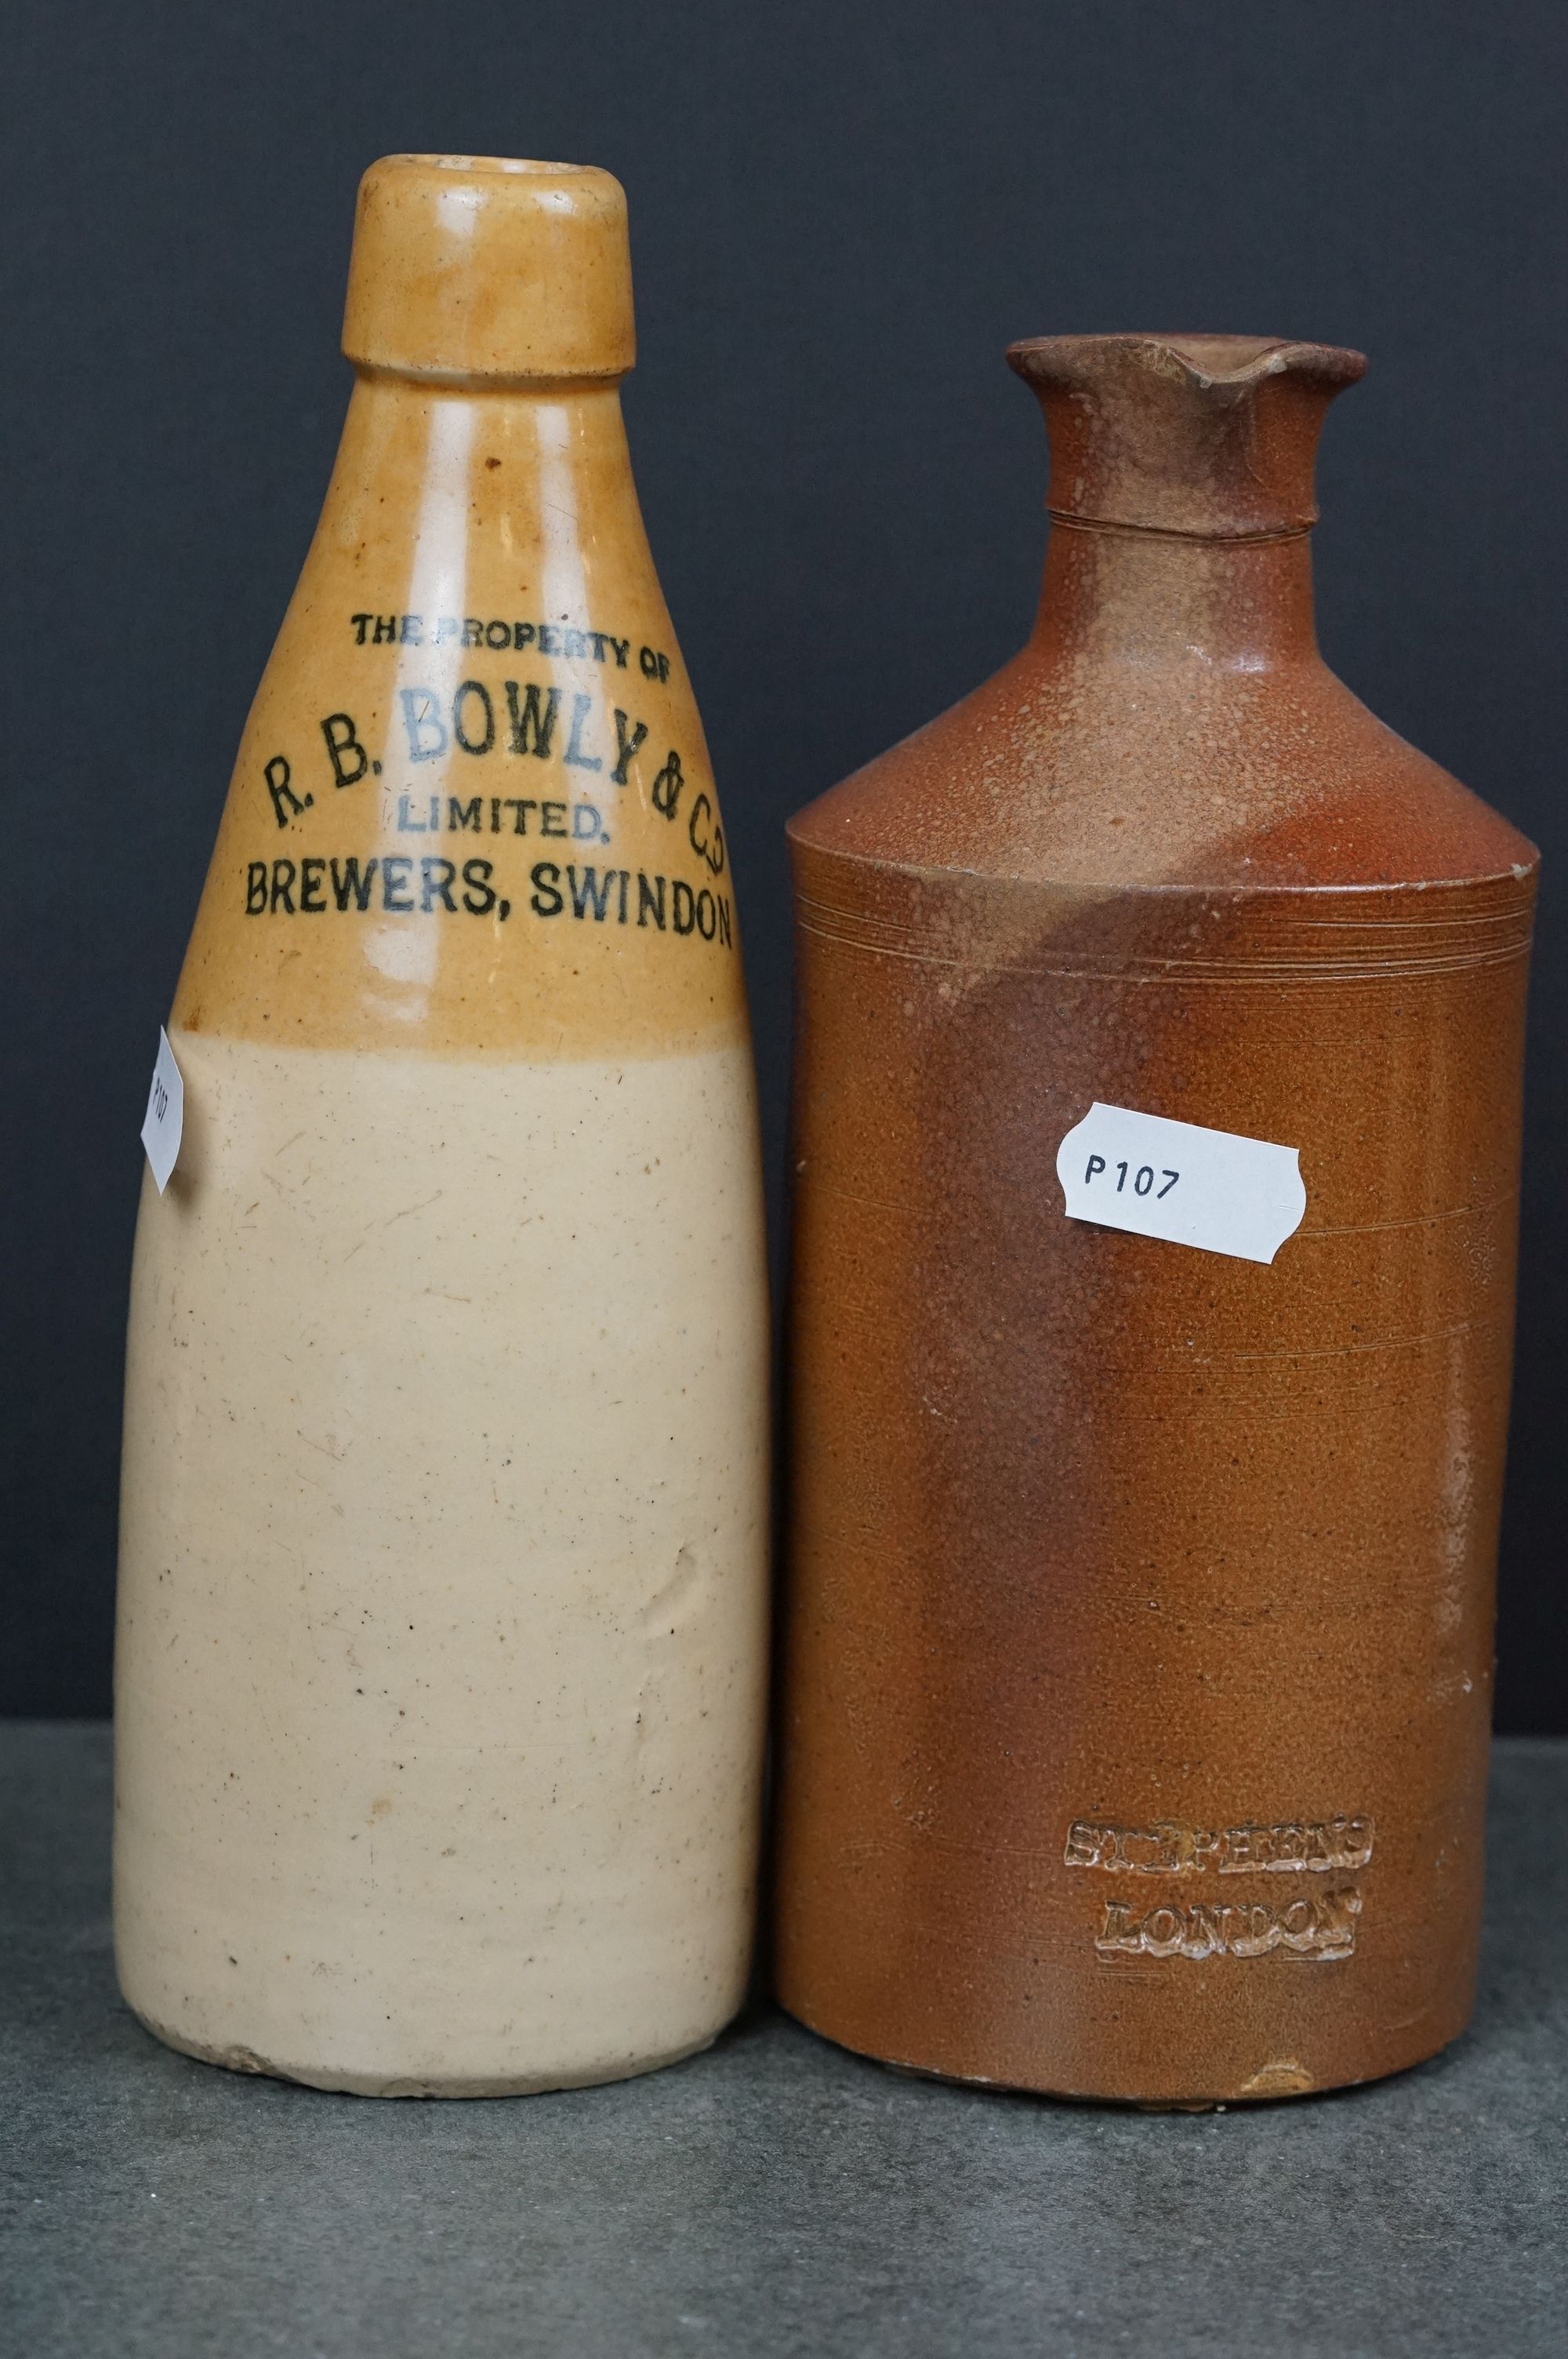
[140,1027,184,1195]
[1055,1102,1305,1265]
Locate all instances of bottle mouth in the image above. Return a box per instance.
[1149,334,1292,378]
[383,154,588,179]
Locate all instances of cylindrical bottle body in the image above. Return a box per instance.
[118,1034,766,2095]
[115,339,769,2090]
[775,849,1531,2103]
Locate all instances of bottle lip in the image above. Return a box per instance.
[383,153,590,176]
[1007,333,1367,391]
[342,153,637,382]
[347,362,630,394]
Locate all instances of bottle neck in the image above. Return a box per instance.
[334,368,639,500]
[317,369,655,645]
[1030,519,1320,674]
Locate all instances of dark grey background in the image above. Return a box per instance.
[3,1,1563,1726]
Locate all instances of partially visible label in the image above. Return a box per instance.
[140,1027,183,1194]
[1055,1102,1305,1265]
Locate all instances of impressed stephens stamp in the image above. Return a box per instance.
[1065,1814,1374,1964]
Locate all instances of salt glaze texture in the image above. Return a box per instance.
[115,157,769,2096]
[774,335,1537,2106]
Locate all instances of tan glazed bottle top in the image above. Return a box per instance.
[1006,333,1367,539]
[343,154,636,380]
[175,147,744,1062]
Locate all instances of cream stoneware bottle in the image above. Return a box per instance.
[115,155,770,2096]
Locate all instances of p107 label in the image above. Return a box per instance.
[1055,1102,1306,1264]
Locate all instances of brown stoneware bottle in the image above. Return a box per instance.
[115,157,769,2095]
[774,334,1536,2105]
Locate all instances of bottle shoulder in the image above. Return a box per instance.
[789,645,1537,895]
[172,380,749,1062]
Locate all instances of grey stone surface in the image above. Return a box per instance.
[2,1725,1564,2358]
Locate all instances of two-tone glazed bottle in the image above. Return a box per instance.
[115,157,770,2095]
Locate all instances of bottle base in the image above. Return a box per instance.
[779,1998,1461,2109]
[124,1996,724,2099]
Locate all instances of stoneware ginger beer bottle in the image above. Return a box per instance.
[115,156,769,2095]
[775,335,1535,2105]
